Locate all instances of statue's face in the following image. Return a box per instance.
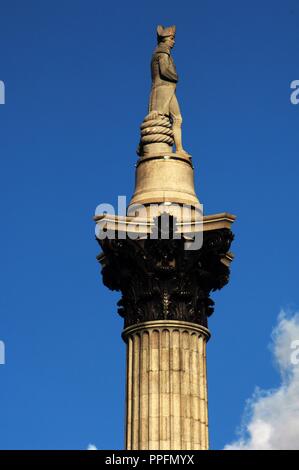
[164,35,175,49]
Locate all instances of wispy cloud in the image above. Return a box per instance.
[225,310,299,450]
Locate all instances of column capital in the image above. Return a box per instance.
[97,222,234,329]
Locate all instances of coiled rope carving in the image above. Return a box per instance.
[139,114,174,146]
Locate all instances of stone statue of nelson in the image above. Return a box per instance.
[147,25,188,157]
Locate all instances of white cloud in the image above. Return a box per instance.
[225,310,299,450]
[87,443,98,450]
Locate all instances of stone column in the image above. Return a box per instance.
[97,222,234,451]
[122,320,210,450]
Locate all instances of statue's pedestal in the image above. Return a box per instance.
[129,154,198,207]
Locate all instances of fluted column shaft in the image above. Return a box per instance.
[122,320,210,450]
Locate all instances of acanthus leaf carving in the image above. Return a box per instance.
[98,228,234,328]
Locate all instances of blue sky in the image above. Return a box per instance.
[0,0,298,450]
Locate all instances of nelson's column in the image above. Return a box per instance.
[94,25,235,450]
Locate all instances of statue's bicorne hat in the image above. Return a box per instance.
[156,25,176,39]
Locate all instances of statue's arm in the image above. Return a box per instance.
[158,54,178,83]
